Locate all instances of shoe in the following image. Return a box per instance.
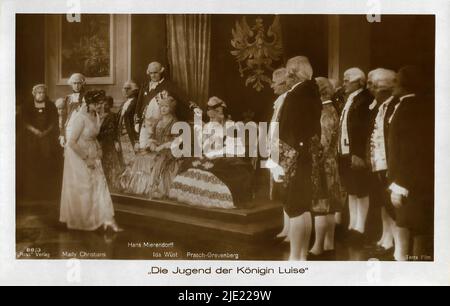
[308,252,326,261]
[276,231,288,239]
[323,250,337,260]
[348,230,365,246]
[103,222,124,233]
[374,246,394,259]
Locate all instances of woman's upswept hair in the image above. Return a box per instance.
[84,90,106,106]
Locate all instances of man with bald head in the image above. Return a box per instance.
[134,61,198,134]
[338,67,373,243]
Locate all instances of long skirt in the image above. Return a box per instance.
[60,147,115,231]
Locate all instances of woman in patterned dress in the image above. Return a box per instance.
[119,96,182,199]
[310,77,345,258]
[169,97,253,209]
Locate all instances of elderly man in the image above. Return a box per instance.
[134,61,200,136]
[388,66,433,261]
[271,67,290,96]
[22,84,60,200]
[56,73,86,147]
[271,56,322,261]
[269,67,291,241]
[117,80,140,167]
[338,67,373,243]
[366,68,399,254]
[118,80,139,149]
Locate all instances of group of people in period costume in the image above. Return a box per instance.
[268,59,433,262]
[19,60,253,233]
[19,56,433,262]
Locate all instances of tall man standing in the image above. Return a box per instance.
[269,67,291,241]
[117,80,140,168]
[338,68,373,243]
[134,61,200,140]
[388,66,434,261]
[270,56,322,261]
[366,68,399,253]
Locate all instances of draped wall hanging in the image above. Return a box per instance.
[167,14,211,106]
[231,16,284,92]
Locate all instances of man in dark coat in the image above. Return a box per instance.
[271,56,322,261]
[388,66,434,261]
[118,80,139,147]
[365,68,399,252]
[114,80,140,171]
[338,67,373,242]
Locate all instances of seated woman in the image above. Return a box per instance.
[119,96,182,199]
[169,97,254,209]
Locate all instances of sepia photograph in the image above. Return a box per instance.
[15,12,435,263]
[1,0,449,287]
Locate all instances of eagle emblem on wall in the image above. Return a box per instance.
[231,16,284,92]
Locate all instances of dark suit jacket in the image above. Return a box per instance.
[383,96,400,161]
[117,93,139,146]
[135,78,192,128]
[279,80,322,154]
[278,80,323,215]
[387,95,433,195]
[342,88,373,159]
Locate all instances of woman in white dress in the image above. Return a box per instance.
[60,90,123,232]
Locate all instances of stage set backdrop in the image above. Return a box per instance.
[16,14,434,122]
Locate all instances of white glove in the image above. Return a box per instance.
[391,192,404,208]
[389,183,409,208]
[266,159,285,183]
[59,136,66,148]
[193,107,203,117]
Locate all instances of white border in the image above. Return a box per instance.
[1,0,449,286]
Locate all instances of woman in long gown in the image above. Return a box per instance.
[169,97,254,209]
[60,90,122,232]
[21,84,61,201]
[119,96,182,199]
